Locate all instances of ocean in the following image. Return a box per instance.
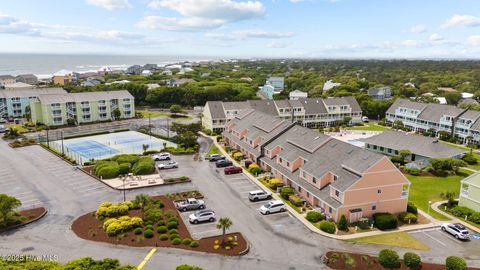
[0,54,217,76]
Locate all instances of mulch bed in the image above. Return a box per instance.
[325,251,479,270]
[71,195,247,256]
[0,207,47,233]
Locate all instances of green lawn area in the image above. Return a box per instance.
[406,169,472,221]
[136,110,192,120]
[348,232,430,250]
[349,123,387,132]
[439,141,480,170]
[205,144,221,158]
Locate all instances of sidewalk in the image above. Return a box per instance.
[200,132,443,240]
[431,200,480,233]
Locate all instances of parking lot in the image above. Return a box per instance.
[0,165,43,210]
[409,227,480,261]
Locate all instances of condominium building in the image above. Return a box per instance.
[459,172,480,212]
[202,96,362,133]
[223,110,410,222]
[386,98,480,143]
[30,90,134,126]
[0,88,67,118]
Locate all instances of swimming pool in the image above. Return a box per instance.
[347,139,365,148]
[50,131,177,164]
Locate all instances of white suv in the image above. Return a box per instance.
[441,223,470,240]
[189,209,216,224]
[248,190,272,202]
[152,152,171,161]
[259,200,286,215]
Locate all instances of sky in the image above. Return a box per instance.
[1,0,480,59]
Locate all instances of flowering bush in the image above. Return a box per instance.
[95,201,134,219]
[103,216,143,236]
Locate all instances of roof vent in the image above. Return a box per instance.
[314,136,320,140]
[316,100,319,103]
[347,149,354,154]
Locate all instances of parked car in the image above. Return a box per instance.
[441,223,470,240]
[224,166,242,175]
[362,116,369,123]
[7,116,14,123]
[0,118,6,124]
[152,152,171,161]
[157,161,178,170]
[176,198,206,212]
[216,159,233,168]
[189,209,216,224]
[208,154,225,162]
[248,190,272,202]
[0,125,7,133]
[259,200,286,215]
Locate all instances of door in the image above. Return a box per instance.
[349,211,363,223]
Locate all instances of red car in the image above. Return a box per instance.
[224,166,242,175]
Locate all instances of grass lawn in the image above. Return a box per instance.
[205,144,222,158]
[136,110,192,120]
[406,169,472,221]
[349,123,387,132]
[439,141,480,170]
[348,231,430,250]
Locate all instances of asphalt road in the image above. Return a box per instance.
[0,137,479,270]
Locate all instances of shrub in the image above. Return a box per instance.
[319,221,336,234]
[159,234,169,241]
[306,211,324,223]
[462,153,477,165]
[407,202,418,215]
[373,213,398,230]
[168,216,179,223]
[157,226,168,233]
[337,215,348,231]
[268,178,284,189]
[288,194,303,207]
[96,202,133,219]
[403,252,421,270]
[445,256,467,270]
[143,229,154,238]
[232,152,244,161]
[118,162,131,175]
[406,167,421,176]
[145,224,153,230]
[398,212,417,224]
[167,221,178,229]
[451,206,474,218]
[170,234,180,240]
[134,227,143,235]
[157,220,166,226]
[280,187,295,200]
[103,216,143,236]
[132,157,155,175]
[470,212,480,224]
[182,238,192,245]
[172,238,182,245]
[176,264,203,270]
[378,249,400,269]
[144,208,162,224]
[248,163,261,175]
[113,154,140,165]
[169,228,178,234]
[96,164,120,179]
[390,156,405,165]
[190,241,200,248]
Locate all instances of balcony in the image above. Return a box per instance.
[401,190,409,198]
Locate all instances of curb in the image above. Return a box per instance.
[431,201,480,233]
[0,208,48,233]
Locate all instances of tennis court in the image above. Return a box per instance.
[50,131,177,165]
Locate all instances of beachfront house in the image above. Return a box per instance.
[367,86,392,100]
[223,110,410,222]
[16,74,38,85]
[53,70,74,86]
[289,90,308,100]
[259,76,285,99]
[0,75,16,86]
[30,90,134,126]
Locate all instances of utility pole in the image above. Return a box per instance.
[61,131,64,155]
[149,114,151,139]
[167,118,170,138]
[122,178,126,202]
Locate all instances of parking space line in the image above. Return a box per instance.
[186,222,216,228]
[9,191,33,197]
[69,182,100,188]
[20,198,42,204]
[422,231,446,247]
[434,231,464,245]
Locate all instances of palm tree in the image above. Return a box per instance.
[142,144,150,155]
[216,217,233,244]
[134,194,151,219]
[440,191,456,208]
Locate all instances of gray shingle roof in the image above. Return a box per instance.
[417,103,466,122]
[386,98,428,114]
[361,130,466,158]
[206,101,226,119]
[0,88,66,99]
[36,90,133,104]
[0,75,15,80]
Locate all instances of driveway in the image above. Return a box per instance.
[1,137,480,270]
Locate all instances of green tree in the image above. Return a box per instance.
[398,149,411,161]
[337,215,348,231]
[378,249,400,269]
[440,191,457,208]
[113,108,121,119]
[142,144,150,155]
[216,217,233,244]
[0,194,21,226]
[170,104,183,116]
[133,194,152,219]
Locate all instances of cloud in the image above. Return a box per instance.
[86,0,131,10]
[442,14,480,28]
[429,33,444,42]
[267,41,288,48]
[467,35,480,47]
[142,0,264,31]
[401,39,422,47]
[0,14,40,36]
[407,24,427,33]
[205,29,295,40]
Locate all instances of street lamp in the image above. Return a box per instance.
[122,177,126,202]
[428,200,432,215]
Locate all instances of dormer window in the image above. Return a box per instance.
[333,175,338,181]
[335,190,340,197]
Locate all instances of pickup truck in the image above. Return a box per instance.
[175,198,206,212]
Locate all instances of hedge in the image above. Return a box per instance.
[404,252,421,270]
[288,194,303,207]
[118,163,131,175]
[157,226,168,233]
[306,211,324,223]
[451,206,474,218]
[132,157,155,175]
[319,221,336,234]
[407,202,418,215]
[378,249,400,269]
[398,212,417,224]
[96,201,133,219]
[280,187,295,200]
[446,256,467,270]
[373,213,398,230]
[103,216,143,236]
[113,154,140,165]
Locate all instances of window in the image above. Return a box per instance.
[387,149,392,153]
[286,162,290,167]
[306,192,310,198]
[333,175,338,181]
[279,157,283,163]
[312,177,317,183]
[298,186,302,192]
[335,190,340,197]
[377,189,382,194]
[373,145,377,150]
[372,205,376,210]
[328,207,332,214]
[380,147,384,151]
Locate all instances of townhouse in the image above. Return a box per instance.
[30,90,134,126]
[0,88,67,118]
[386,98,480,143]
[0,75,16,86]
[259,76,285,99]
[223,110,410,222]
[202,96,362,133]
[459,172,480,212]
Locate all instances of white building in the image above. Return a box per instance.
[289,90,308,100]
